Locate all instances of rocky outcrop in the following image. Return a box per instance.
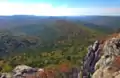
[83,33,120,78]
[92,34,120,78]
[82,40,101,78]
[0,65,37,78]
[0,65,80,78]
[12,65,37,77]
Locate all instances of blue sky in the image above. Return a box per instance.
[0,0,120,16]
[7,0,120,7]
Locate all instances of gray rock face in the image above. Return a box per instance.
[96,38,120,69]
[82,34,120,78]
[82,40,101,78]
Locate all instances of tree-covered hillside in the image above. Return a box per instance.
[0,16,108,74]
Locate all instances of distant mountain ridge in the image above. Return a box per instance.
[78,16,120,29]
[0,15,104,57]
[0,15,117,56]
[0,15,119,32]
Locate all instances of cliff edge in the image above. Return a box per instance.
[83,33,120,78]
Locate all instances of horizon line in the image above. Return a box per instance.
[0,15,120,17]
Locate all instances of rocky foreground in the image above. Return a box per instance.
[0,64,80,78]
[83,33,120,78]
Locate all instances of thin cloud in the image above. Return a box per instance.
[0,2,120,16]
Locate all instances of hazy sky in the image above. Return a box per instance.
[0,0,120,16]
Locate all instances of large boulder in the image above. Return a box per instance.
[12,65,37,77]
